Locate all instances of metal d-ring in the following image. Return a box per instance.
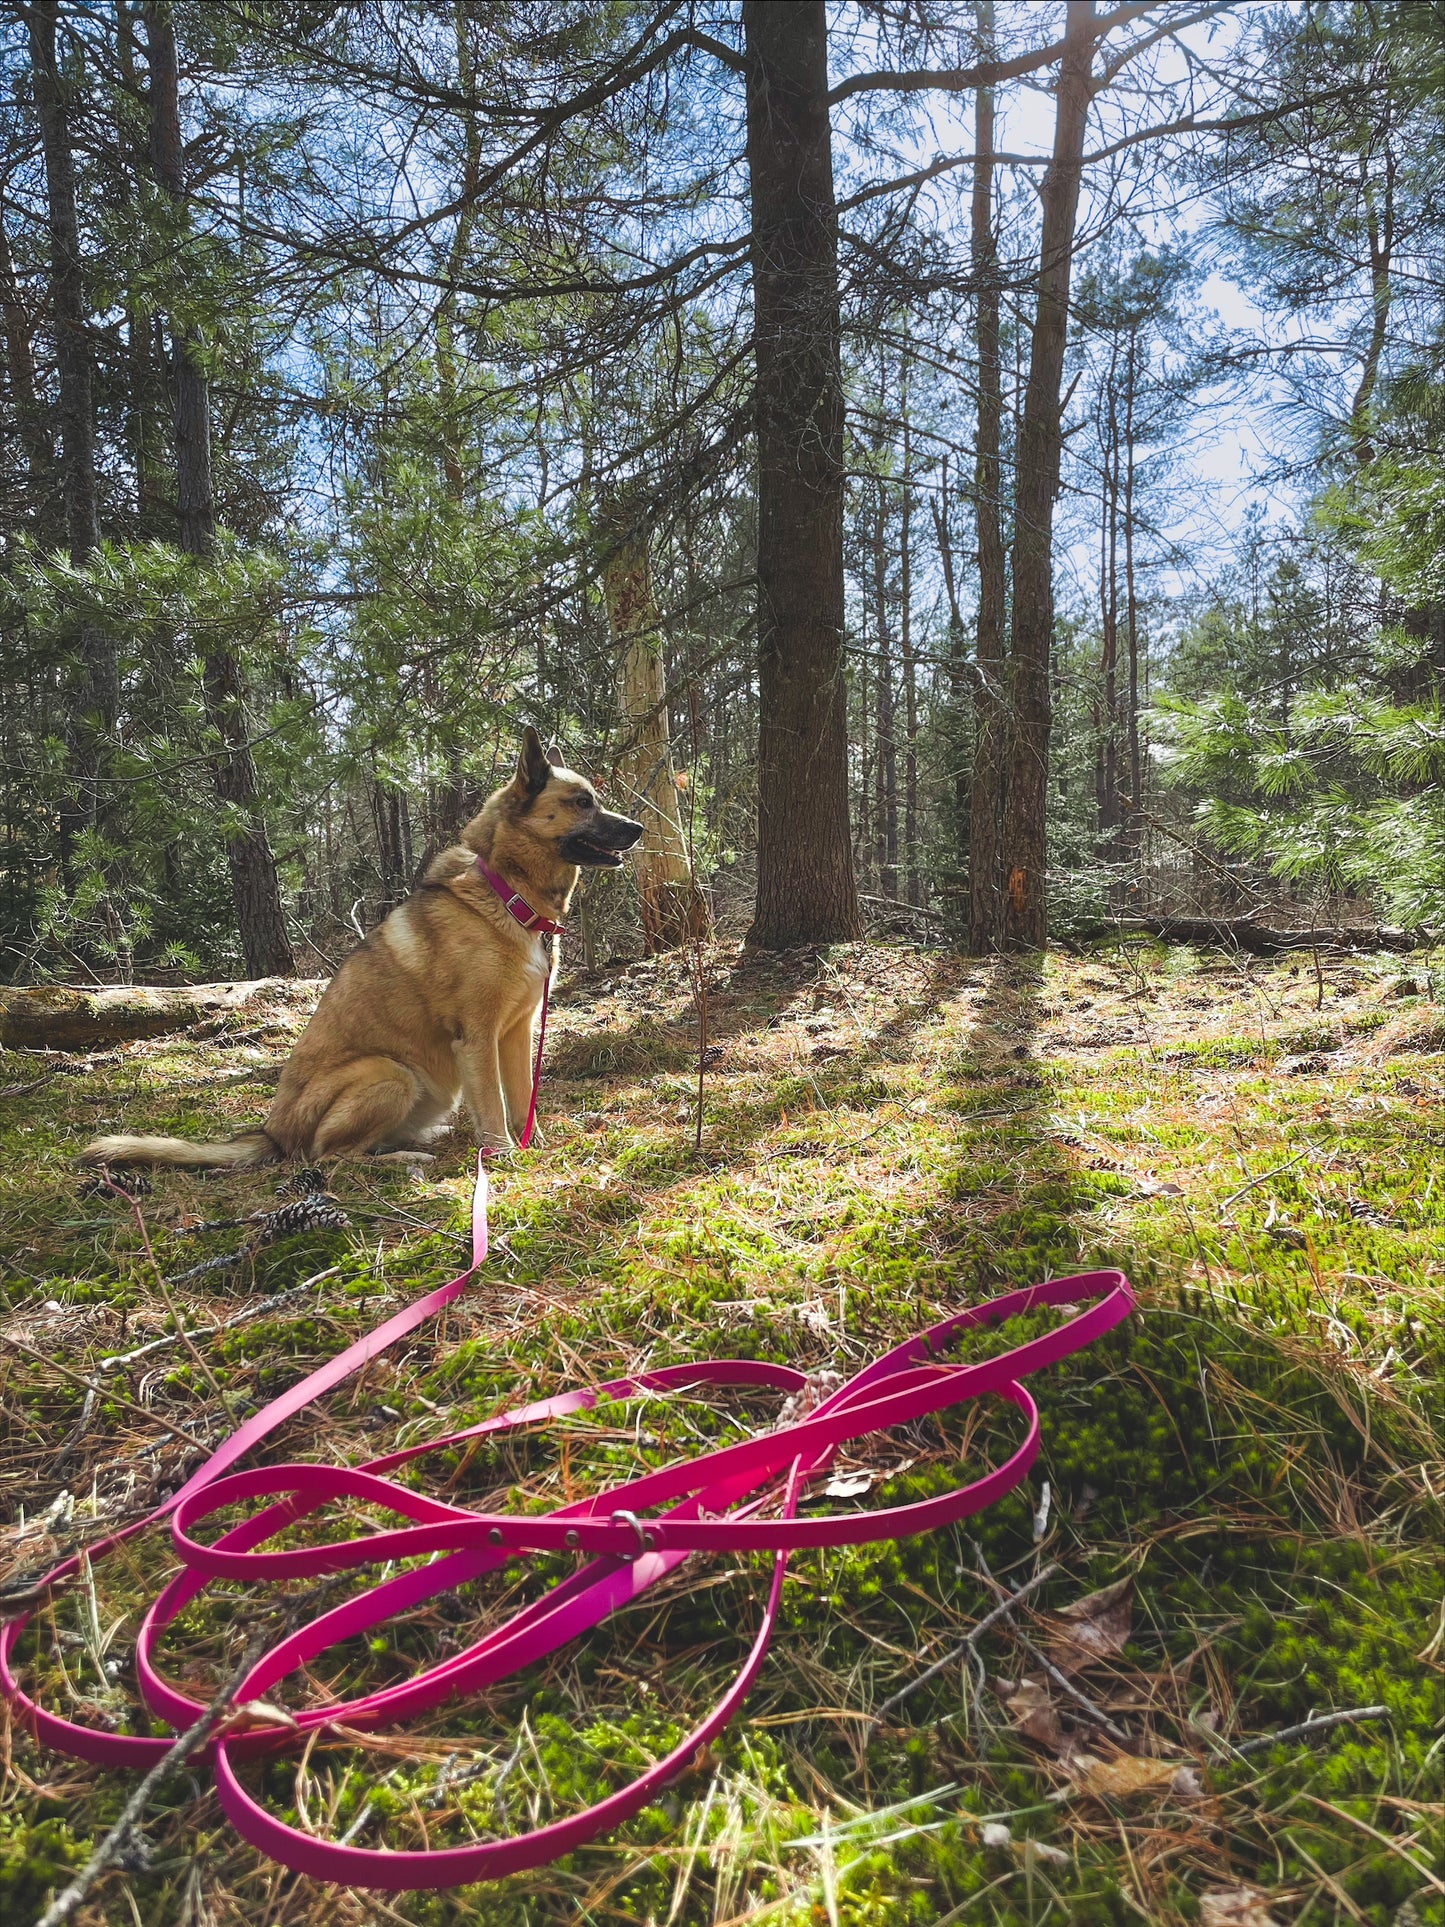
[610,1509,654,1558]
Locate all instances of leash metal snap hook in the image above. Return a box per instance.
[611,1509,654,1558]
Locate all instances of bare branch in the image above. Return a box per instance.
[827,3,1166,106]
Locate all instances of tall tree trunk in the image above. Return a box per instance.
[966,2,1008,955]
[602,513,710,952]
[1349,152,1394,461]
[1099,353,1120,864]
[855,631,871,868]
[146,0,294,978]
[29,4,117,855]
[419,22,484,859]
[872,483,898,899]
[743,0,860,948]
[114,0,163,527]
[435,0,481,499]
[371,776,410,909]
[900,400,920,906]
[0,200,52,484]
[999,0,1094,951]
[932,465,970,895]
[1123,327,1141,872]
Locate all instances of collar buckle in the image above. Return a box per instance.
[475,856,561,937]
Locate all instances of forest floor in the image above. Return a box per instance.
[0,937,1442,1927]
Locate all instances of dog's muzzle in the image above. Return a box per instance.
[561,810,645,869]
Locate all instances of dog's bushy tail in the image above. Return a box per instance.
[79,1130,280,1170]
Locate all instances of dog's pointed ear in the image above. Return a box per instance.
[516,726,551,794]
[544,740,562,767]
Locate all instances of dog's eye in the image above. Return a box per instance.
[573,794,593,810]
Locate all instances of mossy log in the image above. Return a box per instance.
[0,978,323,1049]
[1083,917,1428,954]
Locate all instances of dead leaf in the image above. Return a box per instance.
[1021,1839,1071,1867]
[226,1698,299,1731]
[1070,1750,1182,1799]
[999,1676,1069,1754]
[1171,1765,1207,1799]
[1200,1888,1282,1927]
[1044,1575,1134,1674]
[822,1472,873,1499]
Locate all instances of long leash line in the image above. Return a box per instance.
[2,942,1134,1891]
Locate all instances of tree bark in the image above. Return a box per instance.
[999,0,1095,951]
[1349,149,1394,461]
[1123,325,1141,867]
[0,199,52,484]
[872,476,898,900]
[743,0,860,948]
[114,0,165,526]
[435,0,481,499]
[900,397,920,907]
[932,469,970,881]
[602,514,710,952]
[966,3,1008,954]
[145,1,294,979]
[1098,332,1121,861]
[29,1,119,894]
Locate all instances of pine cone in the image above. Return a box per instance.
[259,1194,348,1242]
[79,1169,152,1201]
[277,1165,328,1198]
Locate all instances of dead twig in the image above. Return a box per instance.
[974,1554,1130,1744]
[0,1334,211,1455]
[1219,1153,1307,1213]
[33,1627,277,1927]
[1235,1703,1390,1756]
[0,1072,59,1099]
[93,1266,341,1375]
[868,1563,1061,1732]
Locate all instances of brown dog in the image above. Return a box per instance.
[81,731,642,1167]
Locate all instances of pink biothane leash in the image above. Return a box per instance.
[2,905,1134,1892]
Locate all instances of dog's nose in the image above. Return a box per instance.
[619,816,644,848]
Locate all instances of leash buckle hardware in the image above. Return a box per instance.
[611,1509,654,1559]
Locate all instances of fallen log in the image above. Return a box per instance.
[1073,917,1429,955]
[0,978,325,1051]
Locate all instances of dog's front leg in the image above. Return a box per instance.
[454,1030,511,1152]
[499,1010,543,1145]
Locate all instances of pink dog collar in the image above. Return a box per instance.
[475,854,564,936]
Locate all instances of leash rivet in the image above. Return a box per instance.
[565,1529,580,1548]
[488,1527,503,1545]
